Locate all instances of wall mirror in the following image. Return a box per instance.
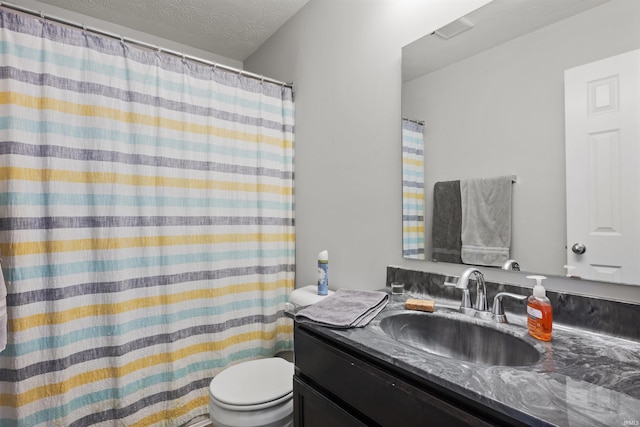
[402,0,640,287]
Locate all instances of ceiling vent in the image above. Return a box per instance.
[432,17,474,40]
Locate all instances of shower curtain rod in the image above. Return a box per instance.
[403,117,425,126]
[0,1,294,89]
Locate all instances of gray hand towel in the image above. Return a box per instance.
[431,180,462,263]
[294,289,388,328]
[460,175,512,267]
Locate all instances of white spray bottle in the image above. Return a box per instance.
[317,250,328,295]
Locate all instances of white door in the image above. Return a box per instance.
[565,49,640,284]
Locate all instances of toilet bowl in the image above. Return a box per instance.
[209,358,294,427]
[208,285,333,427]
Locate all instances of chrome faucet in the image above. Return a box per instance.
[466,268,489,312]
[446,269,528,324]
[445,268,488,312]
[502,259,521,271]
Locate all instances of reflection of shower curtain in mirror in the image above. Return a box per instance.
[0,9,294,426]
[402,119,425,259]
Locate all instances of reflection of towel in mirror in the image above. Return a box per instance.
[0,260,7,352]
[460,176,512,267]
[431,180,462,263]
[294,289,388,328]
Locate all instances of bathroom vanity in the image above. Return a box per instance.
[294,321,510,426]
[292,269,640,426]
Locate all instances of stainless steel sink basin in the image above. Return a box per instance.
[378,312,542,367]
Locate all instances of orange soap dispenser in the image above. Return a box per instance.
[526,275,552,341]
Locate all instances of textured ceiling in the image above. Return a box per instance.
[33,0,309,61]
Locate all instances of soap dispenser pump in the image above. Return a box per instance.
[526,275,552,341]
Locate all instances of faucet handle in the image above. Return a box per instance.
[492,292,527,323]
[444,281,472,310]
[444,277,465,289]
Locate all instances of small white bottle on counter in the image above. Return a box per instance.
[317,250,328,296]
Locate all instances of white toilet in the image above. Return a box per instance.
[208,285,334,427]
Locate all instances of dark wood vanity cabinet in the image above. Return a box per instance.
[293,324,519,427]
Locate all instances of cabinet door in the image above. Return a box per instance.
[293,376,367,427]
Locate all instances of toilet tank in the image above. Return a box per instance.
[289,285,334,308]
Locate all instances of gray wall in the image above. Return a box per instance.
[246,0,640,303]
[244,0,490,291]
[403,0,640,278]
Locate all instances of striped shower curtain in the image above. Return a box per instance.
[402,119,425,259]
[0,9,294,427]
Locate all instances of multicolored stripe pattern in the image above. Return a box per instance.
[402,119,425,259]
[0,9,294,426]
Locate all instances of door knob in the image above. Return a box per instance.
[571,243,586,254]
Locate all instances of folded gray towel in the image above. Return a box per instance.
[431,180,462,263]
[294,289,389,328]
[460,175,512,267]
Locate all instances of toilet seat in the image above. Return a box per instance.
[211,391,293,411]
[210,358,294,411]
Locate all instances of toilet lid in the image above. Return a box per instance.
[210,358,294,406]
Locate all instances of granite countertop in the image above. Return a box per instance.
[295,294,640,427]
